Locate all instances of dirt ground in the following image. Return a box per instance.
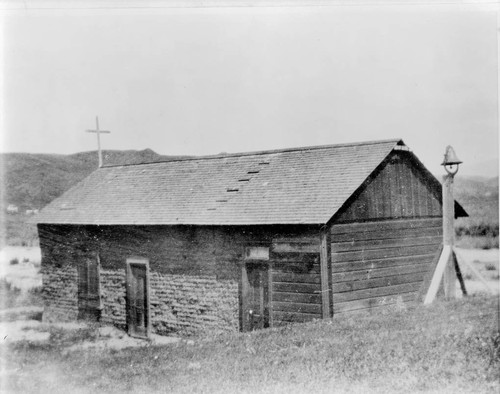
[0,319,180,351]
[454,247,499,296]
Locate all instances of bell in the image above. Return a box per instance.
[441,145,462,166]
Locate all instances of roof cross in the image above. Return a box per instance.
[86,116,111,168]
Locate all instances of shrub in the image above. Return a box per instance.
[9,257,19,265]
[485,263,497,271]
[455,223,499,238]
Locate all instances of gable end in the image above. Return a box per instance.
[331,150,467,224]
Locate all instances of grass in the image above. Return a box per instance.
[2,295,499,394]
[455,223,499,249]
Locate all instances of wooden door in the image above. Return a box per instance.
[77,256,101,321]
[242,263,270,331]
[126,259,150,338]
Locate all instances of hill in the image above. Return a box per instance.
[0,149,186,211]
[454,175,499,225]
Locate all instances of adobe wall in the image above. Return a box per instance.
[41,264,238,335]
[41,263,78,322]
[38,223,317,335]
[98,269,238,335]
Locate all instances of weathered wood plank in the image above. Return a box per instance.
[415,173,426,217]
[372,171,384,218]
[333,292,418,314]
[273,302,322,314]
[332,244,441,263]
[409,166,419,217]
[333,272,426,293]
[240,264,249,332]
[331,254,434,272]
[393,161,403,217]
[271,272,321,284]
[331,226,442,243]
[380,166,392,218]
[272,243,319,254]
[273,311,320,323]
[273,292,321,304]
[272,263,320,274]
[332,282,422,303]
[332,262,431,283]
[270,252,319,263]
[331,235,442,253]
[320,229,331,318]
[268,266,274,328]
[272,236,319,244]
[331,218,442,235]
[273,282,321,294]
[401,161,412,217]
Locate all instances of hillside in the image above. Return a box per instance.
[0,149,186,211]
[454,175,499,225]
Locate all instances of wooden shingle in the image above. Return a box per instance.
[37,139,405,225]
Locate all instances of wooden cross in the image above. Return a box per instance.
[86,116,111,168]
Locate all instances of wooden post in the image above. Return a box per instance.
[267,263,273,328]
[240,264,249,332]
[320,228,332,318]
[424,246,451,304]
[442,174,456,300]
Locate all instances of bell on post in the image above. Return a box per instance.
[441,145,462,175]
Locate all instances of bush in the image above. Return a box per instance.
[455,223,499,238]
[10,257,19,265]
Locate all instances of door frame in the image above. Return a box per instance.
[239,260,273,332]
[126,257,151,338]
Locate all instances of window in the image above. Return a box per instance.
[244,246,269,260]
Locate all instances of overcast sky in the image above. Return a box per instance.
[1,1,498,176]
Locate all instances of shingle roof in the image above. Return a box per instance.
[37,139,404,225]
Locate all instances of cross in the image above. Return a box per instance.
[86,116,111,168]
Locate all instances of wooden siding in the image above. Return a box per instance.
[270,236,322,325]
[336,152,442,222]
[330,218,442,314]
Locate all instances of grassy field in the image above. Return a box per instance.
[2,295,499,394]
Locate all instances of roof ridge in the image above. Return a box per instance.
[101,138,404,169]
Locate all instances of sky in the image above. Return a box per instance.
[1,1,498,176]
